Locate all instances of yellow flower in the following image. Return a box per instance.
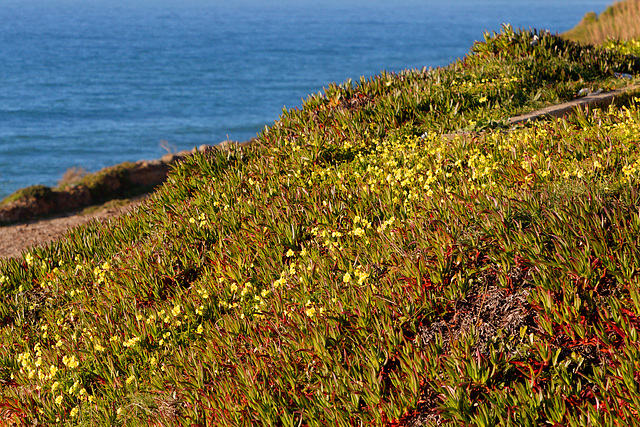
[172,305,181,317]
[70,407,79,417]
[286,249,295,257]
[126,374,135,385]
[55,395,63,405]
[123,337,140,348]
[352,227,365,237]
[355,268,370,285]
[343,272,352,283]
[196,324,204,334]
[62,355,79,369]
[68,381,79,394]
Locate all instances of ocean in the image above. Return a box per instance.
[0,0,613,199]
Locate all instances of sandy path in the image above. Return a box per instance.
[0,200,144,259]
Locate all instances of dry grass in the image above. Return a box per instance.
[57,166,87,189]
[564,0,640,44]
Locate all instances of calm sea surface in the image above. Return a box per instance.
[0,0,612,198]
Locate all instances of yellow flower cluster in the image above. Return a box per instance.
[304,300,325,318]
[189,212,208,227]
[24,253,35,266]
[195,286,210,300]
[273,276,287,288]
[450,75,519,91]
[603,38,640,56]
[171,304,181,317]
[93,261,112,285]
[343,266,370,287]
[14,345,61,384]
[349,215,372,238]
[62,355,79,369]
[123,336,141,348]
[376,216,396,234]
[622,161,640,180]
[10,333,97,414]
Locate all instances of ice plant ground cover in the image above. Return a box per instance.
[4,27,640,425]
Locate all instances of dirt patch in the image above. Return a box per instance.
[405,267,539,426]
[0,140,256,260]
[419,268,537,355]
[0,198,145,260]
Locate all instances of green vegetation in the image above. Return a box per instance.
[78,198,136,216]
[0,162,154,225]
[3,27,640,425]
[564,0,640,45]
[75,162,137,201]
[0,163,138,209]
[57,167,88,190]
[0,185,54,206]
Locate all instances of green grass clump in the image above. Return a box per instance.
[2,27,640,426]
[0,185,54,206]
[0,163,138,210]
[75,162,137,201]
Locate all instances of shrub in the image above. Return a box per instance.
[57,167,88,190]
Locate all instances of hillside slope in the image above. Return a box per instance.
[2,27,640,426]
[563,0,640,44]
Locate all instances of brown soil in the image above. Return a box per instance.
[0,199,145,259]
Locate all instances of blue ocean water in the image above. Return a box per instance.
[0,0,612,199]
